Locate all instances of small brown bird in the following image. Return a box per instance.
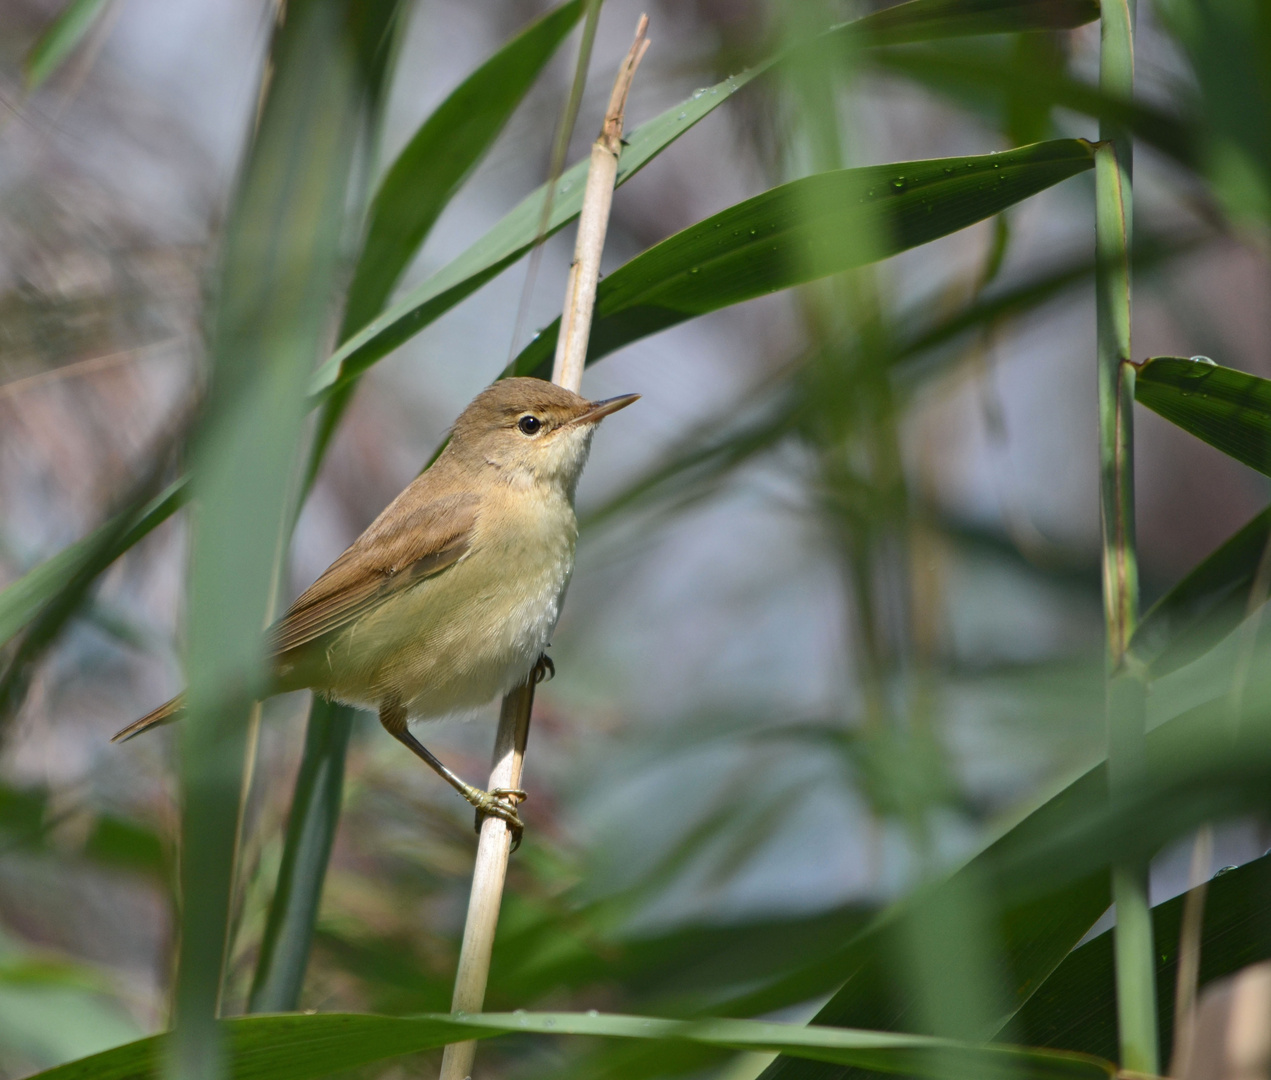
[114,377,638,833]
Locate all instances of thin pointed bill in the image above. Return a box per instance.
[573,393,640,425]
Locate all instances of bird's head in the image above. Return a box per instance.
[449,377,639,496]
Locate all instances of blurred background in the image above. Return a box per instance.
[0,0,1268,1076]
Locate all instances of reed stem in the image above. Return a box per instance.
[1096,0,1158,1072]
[438,16,649,1080]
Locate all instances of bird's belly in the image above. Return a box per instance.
[313,532,573,719]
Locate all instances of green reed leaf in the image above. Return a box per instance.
[1135,356,1271,477]
[1130,506,1271,678]
[511,140,1095,376]
[24,1010,1114,1080]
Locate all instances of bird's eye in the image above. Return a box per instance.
[518,415,542,435]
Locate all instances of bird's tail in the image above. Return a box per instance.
[112,695,185,743]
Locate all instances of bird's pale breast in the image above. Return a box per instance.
[311,484,577,719]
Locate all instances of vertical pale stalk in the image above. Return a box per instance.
[1170,826,1213,1077]
[1096,0,1158,1073]
[438,18,649,1080]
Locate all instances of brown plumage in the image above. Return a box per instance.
[113,377,638,830]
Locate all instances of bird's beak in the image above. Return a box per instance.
[572,393,640,426]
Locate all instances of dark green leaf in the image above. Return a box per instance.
[248,699,354,1012]
[869,43,1196,167]
[1129,506,1271,678]
[1015,852,1271,1060]
[23,1011,1115,1080]
[1134,356,1271,477]
[512,140,1095,376]
[979,696,1271,911]
[853,0,1097,44]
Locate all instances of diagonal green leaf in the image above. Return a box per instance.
[852,0,1098,44]
[310,2,1099,400]
[1129,505,1271,678]
[511,139,1095,376]
[247,698,355,1013]
[338,0,583,339]
[754,784,1112,1080]
[754,685,1271,1079]
[1015,852,1271,1060]
[868,43,1197,167]
[1134,356,1271,477]
[0,477,187,728]
[23,0,112,90]
[1156,0,1271,224]
[22,1010,1115,1080]
[0,480,185,651]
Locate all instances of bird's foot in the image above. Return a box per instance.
[467,786,527,850]
[533,653,555,684]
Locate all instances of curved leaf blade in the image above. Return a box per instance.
[854,0,1098,44]
[339,0,584,339]
[0,480,186,650]
[868,44,1196,168]
[511,139,1095,375]
[23,1011,1114,1080]
[1135,356,1271,477]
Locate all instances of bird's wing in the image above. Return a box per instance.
[271,490,479,654]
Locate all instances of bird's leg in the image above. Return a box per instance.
[379,700,526,844]
[533,652,555,684]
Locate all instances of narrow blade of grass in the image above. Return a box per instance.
[23,0,112,90]
[170,2,374,1078]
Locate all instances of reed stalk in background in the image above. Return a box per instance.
[1095,0,1158,1073]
